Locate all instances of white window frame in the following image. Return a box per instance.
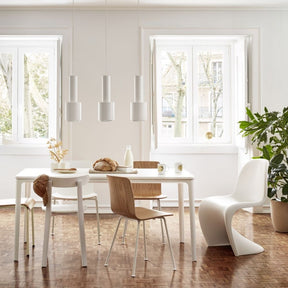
[154,37,234,146]
[0,35,61,145]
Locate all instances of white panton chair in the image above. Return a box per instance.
[198,159,269,256]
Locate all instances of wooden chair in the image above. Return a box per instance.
[0,197,35,256]
[122,161,167,244]
[105,175,176,277]
[51,191,100,245]
[41,174,89,267]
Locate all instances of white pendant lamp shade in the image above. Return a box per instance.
[66,75,82,122]
[98,75,115,121]
[131,75,147,121]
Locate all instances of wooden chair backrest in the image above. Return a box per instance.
[107,175,137,220]
[132,161,161,197]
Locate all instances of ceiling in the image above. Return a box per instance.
[0,0,288,8]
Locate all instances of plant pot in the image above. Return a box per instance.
[271,199,288,232]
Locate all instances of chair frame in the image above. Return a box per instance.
[0,198,35,257]
[51,191,100,245]
[42,174,89,268]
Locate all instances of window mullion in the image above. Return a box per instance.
[192,46,198,143]
[17,48,24,143]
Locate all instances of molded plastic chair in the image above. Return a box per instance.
[122,161,167,244]
[42,174,89,267]
[0,198,35,257]
[51,190,100,245]
[104,175,176,277]
[198,159,269,256]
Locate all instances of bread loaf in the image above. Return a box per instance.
[93,157,118,171]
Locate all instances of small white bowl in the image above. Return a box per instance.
[117,165,132,172]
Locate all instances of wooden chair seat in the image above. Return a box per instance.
[134,194,167,200]
[134,207,173,220]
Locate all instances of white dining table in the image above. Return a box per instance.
[14,168,196,262]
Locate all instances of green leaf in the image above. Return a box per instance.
[246,108,255,121]
[270,154,284,167]
[281,197,288,203]
[262,146,271,160]
[268,187,276,198]
[282,184,288,195]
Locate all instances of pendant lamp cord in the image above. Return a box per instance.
[105,0,107,75]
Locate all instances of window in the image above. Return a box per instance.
[0,36,61,145]
[152,36,246,146]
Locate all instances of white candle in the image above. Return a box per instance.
[134,75,143,102]
[102,75,111,102]
[69,75,78,102]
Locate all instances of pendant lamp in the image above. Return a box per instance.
[98,3,115,122]
[98,75,115,121]
[66,0,82,122]
[131,75,147,121]
[130,1,147,122]
[66,75,81,121]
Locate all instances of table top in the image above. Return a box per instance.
[16,168,194,181]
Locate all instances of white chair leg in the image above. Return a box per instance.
[143,221,148,261]
[51,198,56,236]
[24,207,28,244]
[132,221,140,278]
[163,217,176,271]
[105,217,122,266]
[95,197,101,245]
[42,181,52,268]
[25,208,30,257]
[157,199,165,244]
[31,208,35,247]
[225,215,264,256]
[198,199,230,246]
[77,180,87,267]
[122,219,128,245]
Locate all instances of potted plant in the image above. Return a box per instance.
[239,106,288,232]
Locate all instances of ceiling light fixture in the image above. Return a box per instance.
[130,0,147,121]
[66,0,82,122]
[98,0,115,121]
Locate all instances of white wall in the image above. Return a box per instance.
[0,8,287,210]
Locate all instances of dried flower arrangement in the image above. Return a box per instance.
[47,138,68,163]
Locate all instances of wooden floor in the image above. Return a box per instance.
[0,207,287,288]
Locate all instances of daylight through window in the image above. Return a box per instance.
[153,35,247,146]
[0,36,61,144]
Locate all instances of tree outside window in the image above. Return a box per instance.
[156,40,229,144]
[0,36,60,144]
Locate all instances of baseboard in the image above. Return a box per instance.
[34,199,269,214]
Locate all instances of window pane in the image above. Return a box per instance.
[159,50,187,139]
[197,49,224,143]
[0,53,13,138]
[23,51,49,139]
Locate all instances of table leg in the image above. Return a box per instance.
[178,183,184,243]
[42,180,52,267]
[187,180,196,261]
[14,181,22,262]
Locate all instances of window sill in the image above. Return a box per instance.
[151,144,238,155]
[0,144,48,156]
